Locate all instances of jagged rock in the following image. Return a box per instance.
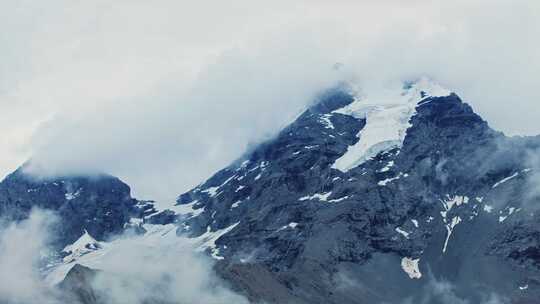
[147,209,178,225]
[58,264,99,304]
[0,168,152,248]
[175,81,540,303]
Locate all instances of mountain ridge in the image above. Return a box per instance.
[172,80,540,303]
[2,79,540,303]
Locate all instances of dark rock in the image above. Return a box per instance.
[147,209,178,225]
[175,88,540,303]
[58,264,99,304]
[0,167,152,248]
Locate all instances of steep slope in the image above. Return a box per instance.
[4,79,540,304]
[175,80,540,303]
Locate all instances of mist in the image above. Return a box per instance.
[0,210,250,304]
[0,210,59,304]
[1,0,539,203]
[85,232,248,304]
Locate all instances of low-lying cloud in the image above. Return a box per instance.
[0,210,249,304]
[1,0,539,203]
[0,210,59,304]
[90,231,249,304]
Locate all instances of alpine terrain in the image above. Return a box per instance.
[1,78,540,304]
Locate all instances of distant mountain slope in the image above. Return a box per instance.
[0,167,155,249]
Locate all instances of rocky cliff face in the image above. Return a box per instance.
[0,168,155,248]
[174,80,540,303]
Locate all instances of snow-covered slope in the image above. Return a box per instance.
[45,220,242,285]
[62,230,102,263]
[46,224,178,286]
[332,78,451,172]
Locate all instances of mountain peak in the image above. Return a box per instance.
[329,77,453,172]
[6,78,540,304]
[62,230,102,262]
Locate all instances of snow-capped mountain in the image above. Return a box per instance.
[173,79,540,303]
[2,78,540,303]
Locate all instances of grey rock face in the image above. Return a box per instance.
[176,89,540,303]
[0,167,154,248]
[58,264,100,304]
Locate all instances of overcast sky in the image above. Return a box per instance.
[1,0,539,206]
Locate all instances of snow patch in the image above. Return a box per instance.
[439,195,468,253]
[401,257,422,279]
[378,172,404,186]
[493,172,519,188]
[395,227,410,239]
[379,161,395,173]
[278,222,299,231]
[440,195,469,219]
[129,217,144,225]
[332,78,451,172]
[62,230,101,263]
[499,207,519,223]
[202,187,220,197]
[202,175,237,198]
[442,216,461,253]
[231,200,242,209]
[197,222,240,260]
[299,192,332,202]
[65,188,82,200]
[288,222,298,229]
[319,114,334,129]
[328,196,349,203]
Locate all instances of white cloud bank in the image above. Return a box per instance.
[0,211,249,304]
[1,0,539,203]
[90,231,249,304]
[0,210,59,303]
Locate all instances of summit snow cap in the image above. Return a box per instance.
[332,77,451,172]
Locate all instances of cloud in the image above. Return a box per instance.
[0,210,249,303]
[1,0,539,203]
[524,148,540,204]
[0,210,60,304]
[89,231,249,304]
[400,274,509,304]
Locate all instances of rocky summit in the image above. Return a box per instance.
[0,168,156,249]
[2,79,540,304]
[175,79,540,303]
